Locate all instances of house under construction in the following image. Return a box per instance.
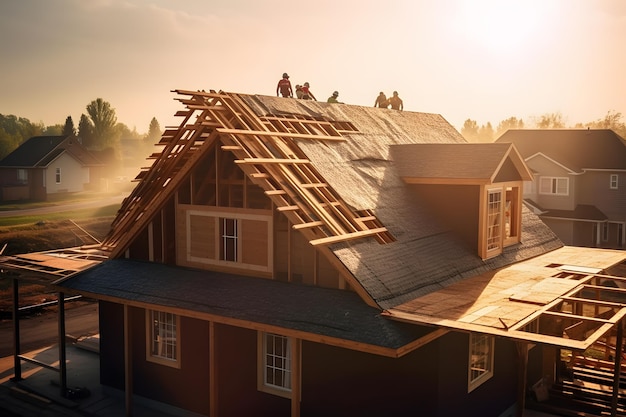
[2,89,626,417]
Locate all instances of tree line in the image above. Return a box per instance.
[461,110,626,142]
[0,98,162,161]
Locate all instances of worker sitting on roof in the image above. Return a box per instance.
[388,91,403,111]
[295,84,303,99]
[374,91,388,108]
[301,82,316,100]
[327,91,341,103]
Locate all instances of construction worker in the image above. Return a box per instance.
[276,73,293,98]
[327,91,341,103]
[388,91,403,111]
[374,91,388,108]
[301,82,316,100]
[295,84,303,99]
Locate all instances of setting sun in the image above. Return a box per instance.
[450,1,555,53]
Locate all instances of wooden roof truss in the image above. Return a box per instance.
[511,271,626,349]
[103,90,393,258]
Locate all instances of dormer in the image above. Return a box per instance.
[390,143,533,260]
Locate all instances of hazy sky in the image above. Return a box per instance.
[1,0,625,133]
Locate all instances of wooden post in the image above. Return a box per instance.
[58,292,67,397]
[611,321,623,417]
[209,322,217,417]
[11,278,21,381]
[124,304,133,417]
[291,338,301,417]
[516,341,528,417]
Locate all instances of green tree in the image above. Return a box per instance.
[0,114,44,159]
[62,116,76,137]
[461,119,479,142]
[78,113,94,148]
[495,117,524,138]
[534,112,565,128]
[86,98,118,149]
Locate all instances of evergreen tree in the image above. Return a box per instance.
[62,115,76,137]
[78,113,94,148]
[145,117,162,144]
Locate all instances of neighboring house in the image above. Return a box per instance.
[0,135,104,201]
[2,91,626,417]
[496,129,626,249]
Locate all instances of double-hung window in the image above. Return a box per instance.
[610,174,619,190]
[539,176,568,195]
[17,169,28,184]
[258,332,292,398]
[468,333,494,392]
[55,167,61,184]
[220,217,238,262]
[146,310,180,368]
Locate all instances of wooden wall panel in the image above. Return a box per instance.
[242,219,268,267]
[190,215,216,259]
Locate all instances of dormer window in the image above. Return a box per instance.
[482,183,522,258]
[391,142,532,261]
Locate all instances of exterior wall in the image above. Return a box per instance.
[578,171,626,221]
[45,152,89,194]
[99,300,539,417]
[542,218,575,246]
[0,167,45,201]
[525,156,576,211]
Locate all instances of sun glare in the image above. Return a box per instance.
[452,1,549,53]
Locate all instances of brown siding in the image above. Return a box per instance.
[215,324,289,417]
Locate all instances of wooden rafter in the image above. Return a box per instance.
[100,90,393,256]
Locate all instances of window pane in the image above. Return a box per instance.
[487,190,502,251]
[264,334,291,391]
[151,311,177,361]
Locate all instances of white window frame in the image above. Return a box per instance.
[468,333,494,392]
[146,310,181,368]
[486,188,502,254]
[17,169,28,184]
[257,332,292,398]
[55,167,61,184]
[610,174,619,190]
[220,217,238,262]
[538,176,568,196]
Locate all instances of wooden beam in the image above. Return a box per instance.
[216,128,344,141]
[265,190,287,196]
[235,158,310,164]
[543,311,614,324]
[300,183,328,189]
[292,221,324,230]
[220,145,242,151]
[309,227,388,246]
[277,205,300,212]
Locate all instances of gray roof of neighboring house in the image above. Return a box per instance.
[541,204,608,221]
[495,129,626,172]
[0,135,102,168]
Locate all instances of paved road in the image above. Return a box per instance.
[0,302,99,357]
[0,193,127,218]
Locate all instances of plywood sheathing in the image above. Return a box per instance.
[385,246,626,349]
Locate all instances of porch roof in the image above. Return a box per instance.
[53,258,437,356]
